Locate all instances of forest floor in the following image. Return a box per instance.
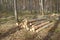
[0,15,60,40]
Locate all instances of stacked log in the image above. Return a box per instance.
[19,18,46,30]
[28,20,47,28]
[30,21,51,32]
[27,18,46,24]
[19,18,54,33]
[36,22,54,32]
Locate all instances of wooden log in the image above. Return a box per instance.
[27,19,47,26]
[27,18,46,24]
[33,21,50,30]
[28,20,48,29]
[30,21,50,32]
[36,22,54,32]
[31,20,48,26]
[19,19,29,30]
[28,20,48,28]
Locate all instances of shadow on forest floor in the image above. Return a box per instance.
[0,26,22,40]
[43,18,60,40]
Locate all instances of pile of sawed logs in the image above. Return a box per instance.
[19,18,54,32]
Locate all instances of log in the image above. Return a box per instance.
[36,22,54,32]
[28,20,48,28]
[32,20,48,26]
[30,21,50,32]
[28,18,46,24]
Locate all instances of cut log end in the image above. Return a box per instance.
[30,28,35,32]
[16,23,19,26]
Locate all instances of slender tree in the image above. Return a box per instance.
[14,0,19,25]
[41,0,44,16]
[29,0,32,13]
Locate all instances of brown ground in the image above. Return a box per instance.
[0,18,60,40]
